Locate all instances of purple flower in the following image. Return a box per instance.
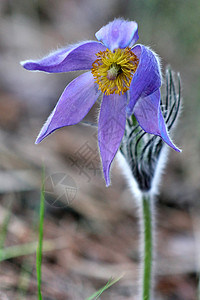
[21,19,180,186]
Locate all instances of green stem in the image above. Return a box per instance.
[142,194,154,300]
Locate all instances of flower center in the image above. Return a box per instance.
[91,47,139,96]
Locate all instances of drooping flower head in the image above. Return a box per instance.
[21,19,180,186]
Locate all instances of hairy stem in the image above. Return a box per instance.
[141,194,154,300]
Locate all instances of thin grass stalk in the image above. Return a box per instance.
[36,168,45,300]
[85,275,123,300]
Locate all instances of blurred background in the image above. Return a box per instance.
[0,0,200,299]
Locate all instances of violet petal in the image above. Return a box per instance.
[36,72,100,143]
[95,19,139,51]
[127,44,162,115]
[98,93,127,186]
[21,41,106,73]
[133,89,181,152]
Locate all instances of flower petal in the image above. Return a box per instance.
[36,72,100,143]
[127,44,162,115]
[98,93,127,186]
[21,41,106,73]
[133,89,181,152]
[95,19,139,51]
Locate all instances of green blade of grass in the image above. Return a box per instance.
[85,275,123,300]
[0,198,12,255]
[0,238,66,261]
[36,167,45,300]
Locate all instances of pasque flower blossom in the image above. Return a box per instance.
[21,19,180,186]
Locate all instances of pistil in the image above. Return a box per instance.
[107,63,122,80]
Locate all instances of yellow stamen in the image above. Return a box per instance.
[91,47,139,96]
